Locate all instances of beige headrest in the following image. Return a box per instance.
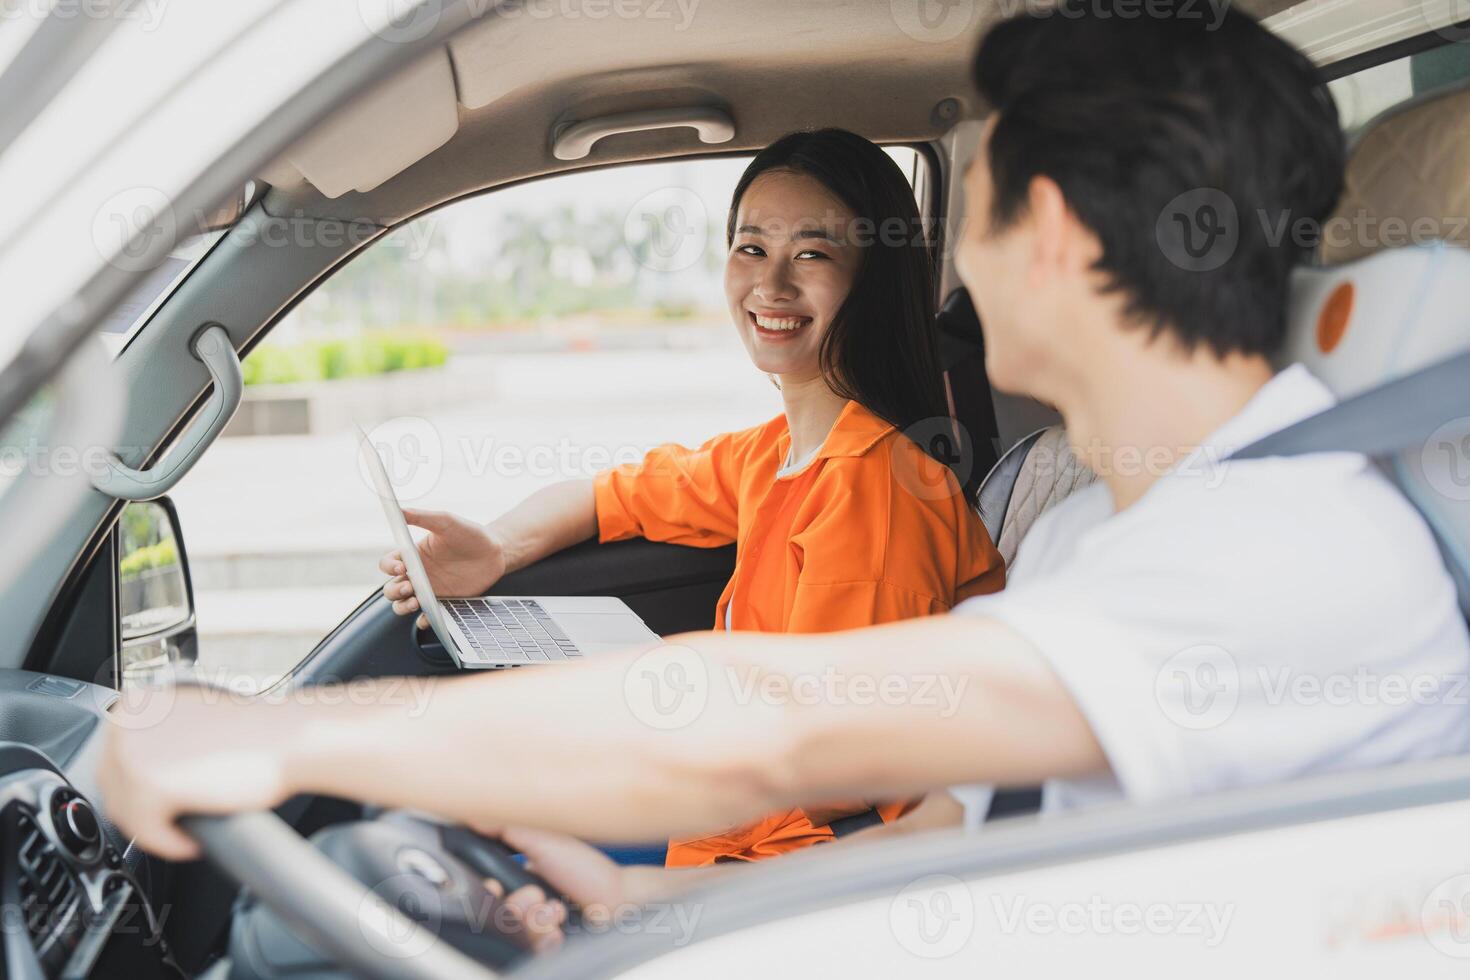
[1322,83,1470,265]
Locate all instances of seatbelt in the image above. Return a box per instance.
[1231,348,1470,460]
[826,808,885,838]
[1231,349,1470,613]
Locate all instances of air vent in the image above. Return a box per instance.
[25,675,85,699]
[15,811,82,952]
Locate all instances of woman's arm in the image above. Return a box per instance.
[385,423,754,620]
[488,478,599,574]
[382,479,597,621]
[99,615,1104,860]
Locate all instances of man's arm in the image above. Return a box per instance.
[99,615,1105,859]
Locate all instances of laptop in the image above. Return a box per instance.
[358,429,662,668]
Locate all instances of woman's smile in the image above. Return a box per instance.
[748,309,813,340]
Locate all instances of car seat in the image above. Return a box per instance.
[1275,81,1470,613]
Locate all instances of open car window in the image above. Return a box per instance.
[160,148,924,691]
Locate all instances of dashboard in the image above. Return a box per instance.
[0,673,181,980]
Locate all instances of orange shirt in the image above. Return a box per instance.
[593,400,1005,865]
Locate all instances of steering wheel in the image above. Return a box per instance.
[181,811,575,980]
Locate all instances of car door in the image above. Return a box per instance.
[513,756,1470,979]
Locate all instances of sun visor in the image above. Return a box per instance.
[285,50,459,199]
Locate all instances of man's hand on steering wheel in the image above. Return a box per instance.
[98,685,292,861]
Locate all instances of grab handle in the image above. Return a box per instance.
[92,324,242,501]
[552,106,734,161]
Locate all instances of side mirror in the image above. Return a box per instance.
[117,498,198,680]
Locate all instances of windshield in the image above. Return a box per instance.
[0,385,54,496]
[97,229,226,357]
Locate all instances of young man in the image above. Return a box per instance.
[100,0,1470,913]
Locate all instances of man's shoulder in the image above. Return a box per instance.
[1026,444,1445,600]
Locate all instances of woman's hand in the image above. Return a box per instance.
[473,826,689,954]
[379,509,509,628]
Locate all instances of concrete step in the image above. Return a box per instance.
[225,363,494,438]
[190,548,386,591]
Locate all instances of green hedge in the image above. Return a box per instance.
[242,333,449,386]
[120,539,178,582]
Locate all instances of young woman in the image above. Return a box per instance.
[381,128,1004,867]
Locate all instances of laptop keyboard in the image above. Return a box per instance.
[443,598,582,664]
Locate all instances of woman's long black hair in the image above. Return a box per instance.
[726,129,949,446]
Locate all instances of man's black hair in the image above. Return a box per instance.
[973,0,1345,357]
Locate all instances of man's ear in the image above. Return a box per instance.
[1026,175,1096,282]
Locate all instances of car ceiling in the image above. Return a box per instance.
[256,0,1303,228]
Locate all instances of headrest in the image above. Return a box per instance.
[1282,243,1470,396]
[1322,82,1470,264]
[1283,243,1470,613]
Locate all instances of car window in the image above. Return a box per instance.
[1327,42,1470,135]
[162,150,925,691]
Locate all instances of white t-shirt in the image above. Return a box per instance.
[951,365,1470,820]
